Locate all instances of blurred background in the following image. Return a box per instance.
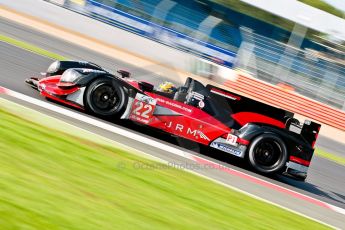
[49,0,345,110]
[1,2,345,228]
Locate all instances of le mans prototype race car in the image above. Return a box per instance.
[26,60,321,181]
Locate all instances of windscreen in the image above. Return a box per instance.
[60,69,82,83]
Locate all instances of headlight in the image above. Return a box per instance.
[47,61,60,73]
[60,69,81,83]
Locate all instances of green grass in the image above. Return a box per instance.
[315,149,345,166]
[0,106,330,230]
[0,34,67,60]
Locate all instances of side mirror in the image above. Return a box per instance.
[117,69,131,78]
[138,81,154,92]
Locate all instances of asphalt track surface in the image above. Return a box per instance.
[1,18,345,228]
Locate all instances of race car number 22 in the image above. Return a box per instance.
[129,94,156,124]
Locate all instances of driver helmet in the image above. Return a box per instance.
[158,81,177,93]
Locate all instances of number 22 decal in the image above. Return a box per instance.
[133,101,153,119]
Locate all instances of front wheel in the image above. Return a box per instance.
[248,134,288,174]
[84,78,127,118]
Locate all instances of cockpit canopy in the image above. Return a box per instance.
[60,69,82,83]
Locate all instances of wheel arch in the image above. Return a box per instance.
[239,124,295,174]
[82,75,129,118]
[239,123,294,157]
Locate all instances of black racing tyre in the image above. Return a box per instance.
[248,134,288,174]
[84,78,127,117]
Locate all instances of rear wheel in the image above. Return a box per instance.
[248,134,287,174]
[85,78,126,117]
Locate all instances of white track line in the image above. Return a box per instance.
[1,86,344,229]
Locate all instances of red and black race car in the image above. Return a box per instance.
[26,60,321,181]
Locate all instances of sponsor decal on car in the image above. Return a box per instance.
[198,100,205,109]
[81,69,105,73]
[165,121,210,141]
[156,97,192,113]
[226,133,238,146]
[210,88,241,100]
[210,142,243,156]
[190,91,204,101]
[129,93,157,124]
[198,131,210,141]
[39,83,46,91]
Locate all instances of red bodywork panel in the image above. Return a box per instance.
[232,112,285,129]
[146,93,232,144]
[127,91,252,146]
[289,156,311,167]
[38,75,83,110]
[36,76,281,146]
[38,76,79,95]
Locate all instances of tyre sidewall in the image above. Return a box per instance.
[85,78,127,117]
[248,134,288,174]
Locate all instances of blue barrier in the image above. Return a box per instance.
[84,0,236,67]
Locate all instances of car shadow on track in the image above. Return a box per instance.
[277,176,345,208]
[276,175,345,208]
